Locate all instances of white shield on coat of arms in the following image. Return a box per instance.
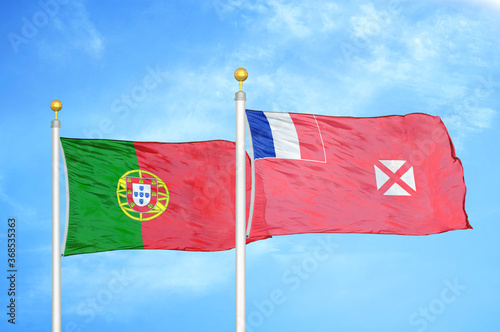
[125,176,158,213]
[132,183,151,206]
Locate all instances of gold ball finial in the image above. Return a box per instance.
[51,100,62,120]
[234,68,248,91]
[234,68,248,82]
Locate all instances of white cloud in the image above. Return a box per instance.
[464,106,496,129]
[39,0,104,59]
[442,106,496,149]
[217,0,340,40]
[411,37,438,61]
[264,0,337,38]
[74,0,499,146]
[457,0,500,12]
[350,3,394,39]
[63,1,104,57]
[122,66,237,142]
[337,2,499,120]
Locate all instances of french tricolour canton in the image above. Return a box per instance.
[246,110,471,237]
[246,109,326,162]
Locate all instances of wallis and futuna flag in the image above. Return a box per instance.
[246,110,471,236]
[60,138,269,256]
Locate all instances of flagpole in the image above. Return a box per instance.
[234,68,248,332]
[51,100,62,332]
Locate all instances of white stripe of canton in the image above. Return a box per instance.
[264,112,301,159]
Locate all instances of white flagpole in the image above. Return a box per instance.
[234,68,248,332]
[51,100,62,332]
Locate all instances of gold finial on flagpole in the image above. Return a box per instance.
[234,68,248,91]
[51,100,62,120]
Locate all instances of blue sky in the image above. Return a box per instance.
[1,0,500,331]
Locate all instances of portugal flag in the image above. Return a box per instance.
[61,138,268,256]
[246,110,471,236]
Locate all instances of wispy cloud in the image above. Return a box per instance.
[213,0,340,40]
[58,1,104,57]
[115,65,238,142]
[331,1,499,137]
[115,0,499,144]
[262,0,339,38]
[38,0,104,59]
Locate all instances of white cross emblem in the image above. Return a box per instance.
[374,160,416,196]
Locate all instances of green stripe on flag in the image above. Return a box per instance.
[61,138,144,256]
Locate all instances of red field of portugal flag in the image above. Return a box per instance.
[246,110,471,236]
[60,138,268,256]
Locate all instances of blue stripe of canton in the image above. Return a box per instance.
[246,110,276,159]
